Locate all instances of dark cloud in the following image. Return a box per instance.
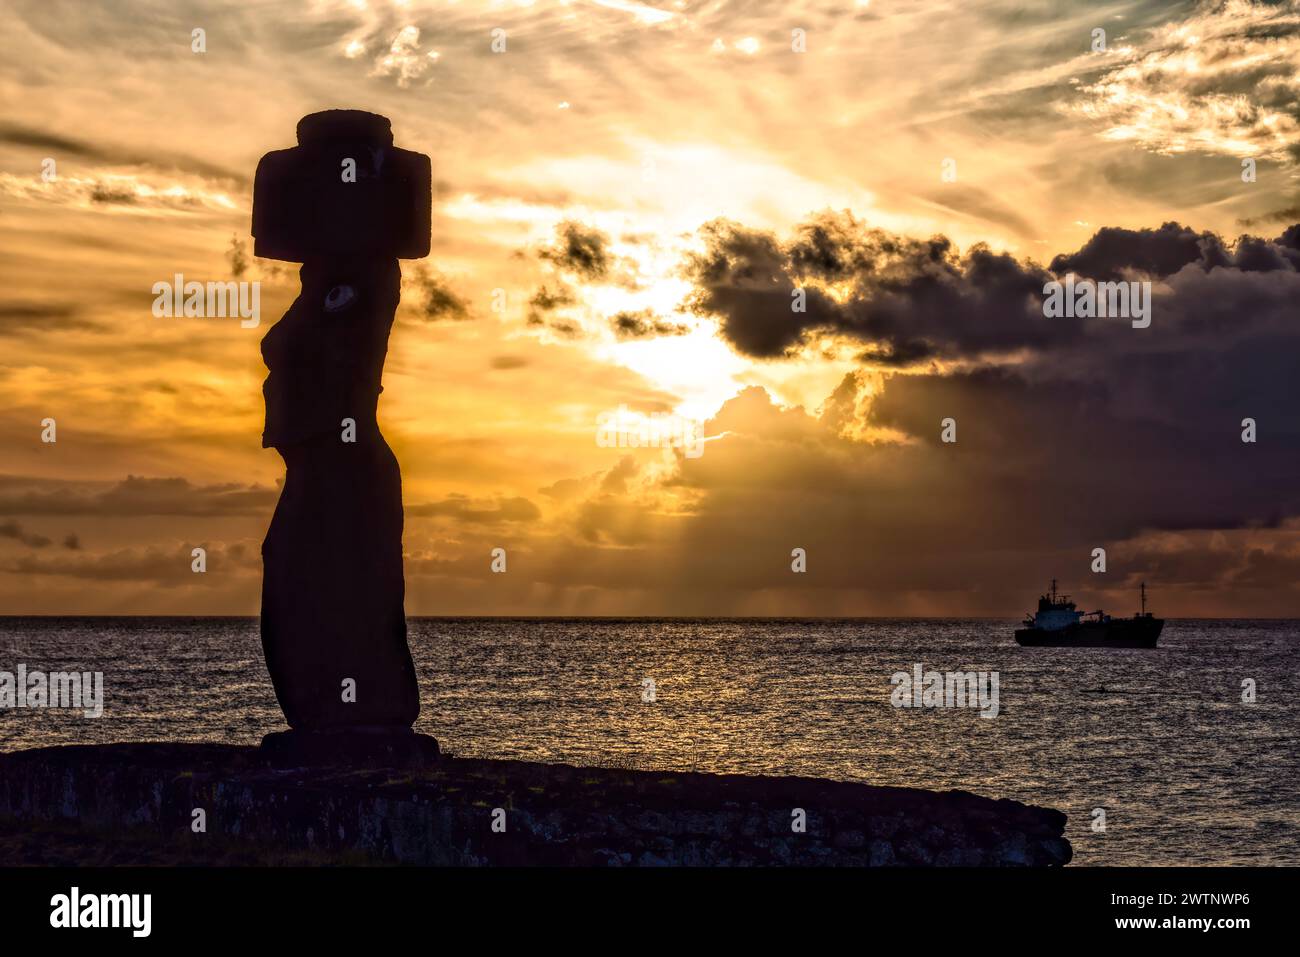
[611,309,689,340]
[89,182,139,205]
[1050,221,1227,280]
[679,211,1300,366]
[1052,221,1300,278]
[637,367,1300,612]
[680,218,836,357]
[409,265,471,321]
[681,211,1054,360]
[528,285,574,312]
[1238,204,1300,228]
[527,284,576,326]
[227,235,249,279]
[855,339,938,366]
[0,520,51,548]
[1275,222,1300,250]
[866,365,1300,540]
[539,220,613,280]
[546,320,583,339]
[638,209,1300,609]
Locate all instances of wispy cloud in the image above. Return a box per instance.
[1068,0,1300,160]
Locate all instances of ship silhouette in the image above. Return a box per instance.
[1014,580,1163,648]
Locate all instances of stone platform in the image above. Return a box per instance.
[0,743,1072,866]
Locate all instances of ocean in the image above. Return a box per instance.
[0,616,1295,865]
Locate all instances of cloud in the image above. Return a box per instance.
[680,210,1054,360]
[3,0,1299,615]
[677,209,1300,371]
[603,363,1300,612]
[527,283,578,327]
[1050,221,1226,280]
[0,476,278,518]
[408,494,542,525]
[1239,203,1300,227]
[1050,220,1300,278]
[408,264,471,321]
[6,540,258,583]
[538,221,615,280]
[1067,0,1300,161]
[1114,521,1300,591]
[574,204,1300,610]
[0,121,246,184]
[227,236,249,279]
[368,24,440,88]
[0,170,240,214]
[610,309,689,339]
[0,302,102,335]
[0,520,51,548]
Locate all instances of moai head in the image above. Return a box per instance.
[252,110,431,262]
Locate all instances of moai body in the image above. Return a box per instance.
[253,110,438,767]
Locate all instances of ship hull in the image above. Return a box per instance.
[1015,617,1163,648]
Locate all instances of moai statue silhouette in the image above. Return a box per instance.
[252,110,438,767]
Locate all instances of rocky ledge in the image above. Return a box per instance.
[0,743,1071,866]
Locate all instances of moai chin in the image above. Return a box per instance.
[252,110,438,766]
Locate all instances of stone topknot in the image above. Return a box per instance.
[296,110,393,146]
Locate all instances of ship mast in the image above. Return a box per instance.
[1051,578,1057,602]
[1140,581,1146,616]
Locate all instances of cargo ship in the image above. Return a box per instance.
[1014,580,1163,648]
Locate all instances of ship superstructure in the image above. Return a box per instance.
[1014,580,1162,648]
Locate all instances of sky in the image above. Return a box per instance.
[2,0,1299,616]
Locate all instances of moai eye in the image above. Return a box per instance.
[324,285,356,312]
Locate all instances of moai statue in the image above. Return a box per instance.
[252,110,438,766]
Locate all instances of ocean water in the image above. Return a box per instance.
[0,617,1295,866]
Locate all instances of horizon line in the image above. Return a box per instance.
[0,614,1295,622]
